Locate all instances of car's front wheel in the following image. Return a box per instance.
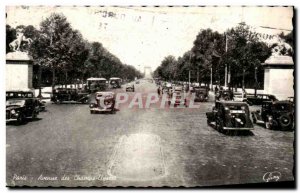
[32,111,37,120]
[17,113,25,124]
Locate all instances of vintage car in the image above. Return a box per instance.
[173,86,184,92]
[51,88,90,104]
[168,88,187,107]
[233,92,247,102]
[251,101,294,130]
[194,87,209,102]
[215,90,233,101]
[162,84,172,95]
[6,91,46,112]
[89,92,116,114]
[125,83,135,92]
[86,77,108,93]
[6,97,40,124]
[246,94,277,106]
[109,77,122,89]
[206,101,254,132]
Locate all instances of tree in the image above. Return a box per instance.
[6,25,16,53]
[225,23,271,89]
[192,29,225,84]
[38,13,75,89]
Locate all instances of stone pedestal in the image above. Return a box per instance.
[262,55,294,100]
[6,51,33,91]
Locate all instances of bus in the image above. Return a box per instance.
[86,77,107,93]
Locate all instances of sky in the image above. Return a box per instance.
[6,6,293,72]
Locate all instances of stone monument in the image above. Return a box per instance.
[262,41,294,100]
[6,27,33,91]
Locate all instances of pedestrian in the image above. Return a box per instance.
[157,86,161,96]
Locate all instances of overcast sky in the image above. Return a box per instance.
[6,6,293,71]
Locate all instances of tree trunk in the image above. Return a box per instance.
[37,65,42,98]
[242,68,245,90]
[52,68,55,92]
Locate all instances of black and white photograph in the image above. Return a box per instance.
[5,5,295,188]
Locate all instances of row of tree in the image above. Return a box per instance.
[6,13,143,90]
[154,23,293,90]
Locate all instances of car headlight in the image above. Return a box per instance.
[11,109,16,114]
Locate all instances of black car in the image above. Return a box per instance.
[215,90,233,101]
[51,88,90,104]
[252,101,294,130]
[6,98,40,124]
[194,87,209,102]
[6,91,46,112]
[206,101,254,132]
[246,94,277,106]
[125,83,135,92]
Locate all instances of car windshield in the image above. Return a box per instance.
[6,99,25,106]
[273,103,292,111]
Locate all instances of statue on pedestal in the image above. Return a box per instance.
[9,26,32,52]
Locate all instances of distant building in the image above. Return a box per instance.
[144,66,152,78]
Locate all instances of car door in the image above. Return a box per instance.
[25,99,33,117]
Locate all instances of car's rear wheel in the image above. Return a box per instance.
[279,114,293,130]
[216,118,224,132]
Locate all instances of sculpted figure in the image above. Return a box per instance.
[9,27,33,52]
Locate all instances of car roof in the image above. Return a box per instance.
[109,77,121,80]
[87,77,107,81]
[216,101,247,105]
[96,91,114,95]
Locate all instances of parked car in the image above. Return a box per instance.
[6,91,46,112]
[51,88,90,104]
[125,83,135,92]
[135,80,140,84]
[251,101,294,130]
[206,101,254,132]
[215,90,233,101]
[246,94,277,106]
[233,92,247,102]
[194,87,209,102]
[89,92,116,114]
[6,97,40,124]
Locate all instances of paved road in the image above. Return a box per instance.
[6,80,294,187]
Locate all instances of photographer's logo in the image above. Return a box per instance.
[263,171,281,182]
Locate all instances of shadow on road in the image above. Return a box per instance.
[6,117,43,126]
